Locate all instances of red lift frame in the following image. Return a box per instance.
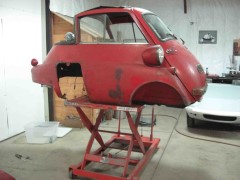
[65,96,160,180]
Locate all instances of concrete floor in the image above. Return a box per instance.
[0,106,240,180]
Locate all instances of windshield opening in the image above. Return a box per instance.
[143,14,175,41]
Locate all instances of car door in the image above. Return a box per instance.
[163,40,206,95]
[141,13,206,100]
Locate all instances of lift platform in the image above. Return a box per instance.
[65,96,160,180]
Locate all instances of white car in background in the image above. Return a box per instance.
[185,83,240,127]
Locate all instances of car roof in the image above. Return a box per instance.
[76,6,151,17]
[84,6,132,12]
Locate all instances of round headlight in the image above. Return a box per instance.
[142,45,165,66]
[157,45,164,64]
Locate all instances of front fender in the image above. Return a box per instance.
[130,79,193,107]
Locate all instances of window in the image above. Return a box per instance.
[79,13,147,44]
[143,14,175,41]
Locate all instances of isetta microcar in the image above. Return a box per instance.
[31,6,207,107]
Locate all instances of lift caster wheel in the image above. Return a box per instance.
[69,170,77,179]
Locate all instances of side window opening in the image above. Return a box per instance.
[79,12,147,44]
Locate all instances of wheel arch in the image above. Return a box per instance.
[130,81,185,107]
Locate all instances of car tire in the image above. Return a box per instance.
[187,114,195,128]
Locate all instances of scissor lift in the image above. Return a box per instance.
[65,96,160,180]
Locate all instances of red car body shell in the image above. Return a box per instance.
[31,7,206,107]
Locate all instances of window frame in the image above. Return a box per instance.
[78,12,149,44]
[142,13,176,42]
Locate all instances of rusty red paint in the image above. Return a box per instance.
[31,7,206,107]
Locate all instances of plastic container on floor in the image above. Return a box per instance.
[24,122,59,144]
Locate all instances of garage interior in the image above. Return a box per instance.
[0,0,240,180]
